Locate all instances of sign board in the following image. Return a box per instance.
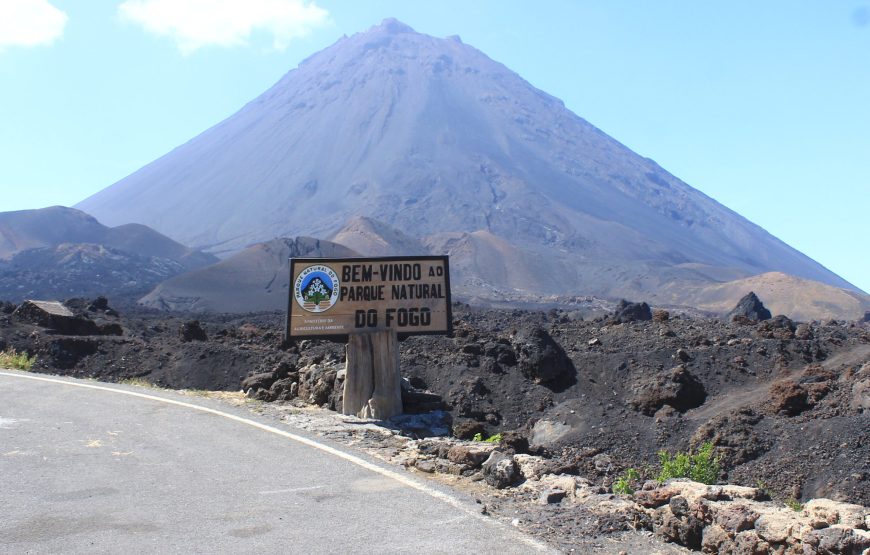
[286,256,452,340]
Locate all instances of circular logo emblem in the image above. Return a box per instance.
[294,265,340,313]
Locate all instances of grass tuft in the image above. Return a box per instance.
[119,377,158,388]
[0,348,37,371]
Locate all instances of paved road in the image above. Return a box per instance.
[0,370,553,554]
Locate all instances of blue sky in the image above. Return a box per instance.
[1,1,868,292]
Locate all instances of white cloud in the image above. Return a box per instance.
[0,0,67,51]
[118,0,330,54]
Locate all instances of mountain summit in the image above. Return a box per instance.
[77,19,859,302]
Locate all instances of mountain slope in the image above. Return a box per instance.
[330,216,426,257]
[77,19,859,303]
[0,243,188,302]
[140,237,358,313]
[0,206,218,302]
[0,206,217,269]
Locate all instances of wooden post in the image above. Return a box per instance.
[342,328,403,419]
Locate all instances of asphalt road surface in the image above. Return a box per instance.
[1,370,554,554]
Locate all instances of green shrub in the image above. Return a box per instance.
[785,498,803,512]
[0,348,36,371]
[613,468,641,495]
[472,432,503,443]
[657,442,720,484]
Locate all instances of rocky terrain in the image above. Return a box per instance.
[2,293,868,551]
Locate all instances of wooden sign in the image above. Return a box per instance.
[286,256,452,339]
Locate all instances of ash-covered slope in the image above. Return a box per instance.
[673,272,870,322]
[330,216,426,257]
[77,19,858,299]
[140,237,358,313]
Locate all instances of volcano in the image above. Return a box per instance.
[77,19,862,306]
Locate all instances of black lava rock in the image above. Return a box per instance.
[515,327,575,388]
[180,320,207,342]
[611,300,652,323]
[726,292,772,322]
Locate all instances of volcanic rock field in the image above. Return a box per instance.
[2,293,869,553]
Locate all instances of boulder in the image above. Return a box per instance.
[713,504,760,534]
[241,371,275,393]
[656,506,703,550]
[756,315,796,339]
[513,454,549,481]
[634,486,680,508]
[611,299,652,324]
[802,526,870,554]
[802,499,869,530]
[629,365,706,415]
[514,327,575,387]
[498,430,529,454]
[414,460,437,473]
[447,444,494,468]
[731,530,770,554]
[180,320,207,342]
[451,419,487,440]
[481,450,520,489]
[701,523,730,553]
[653,309,670,322]
[725,292,771,322]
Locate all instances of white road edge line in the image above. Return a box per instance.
[0,370,552,552]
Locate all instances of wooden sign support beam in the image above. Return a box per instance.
[342,328,402,419]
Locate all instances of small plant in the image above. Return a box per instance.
[613,468,641,495]
[0,348,36,370]
[119,377,156,388]
[785,498,803,512]
[657,442,721,484]
[472,432,503,443]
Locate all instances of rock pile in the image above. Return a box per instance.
[400,432,869,554]
[242,357,449,418]
[639,480,870,554]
